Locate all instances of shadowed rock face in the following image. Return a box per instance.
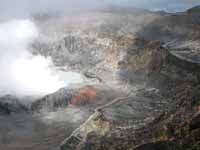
[0,95,28,115]
[187,6,200,14]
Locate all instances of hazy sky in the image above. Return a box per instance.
[0,0,200,19]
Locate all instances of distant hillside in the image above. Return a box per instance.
[98,4,152,15]
[187,5,200,14]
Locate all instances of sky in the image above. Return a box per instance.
[0,0,200,19]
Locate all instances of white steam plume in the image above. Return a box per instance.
[0,19,82,96]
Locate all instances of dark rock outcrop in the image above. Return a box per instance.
[0,95,28,115]
[187,6,200,14]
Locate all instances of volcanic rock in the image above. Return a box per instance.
[0,95,28,115]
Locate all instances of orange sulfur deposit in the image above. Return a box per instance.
[70,85,97,105]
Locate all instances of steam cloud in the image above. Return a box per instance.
[0,19,82,96]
